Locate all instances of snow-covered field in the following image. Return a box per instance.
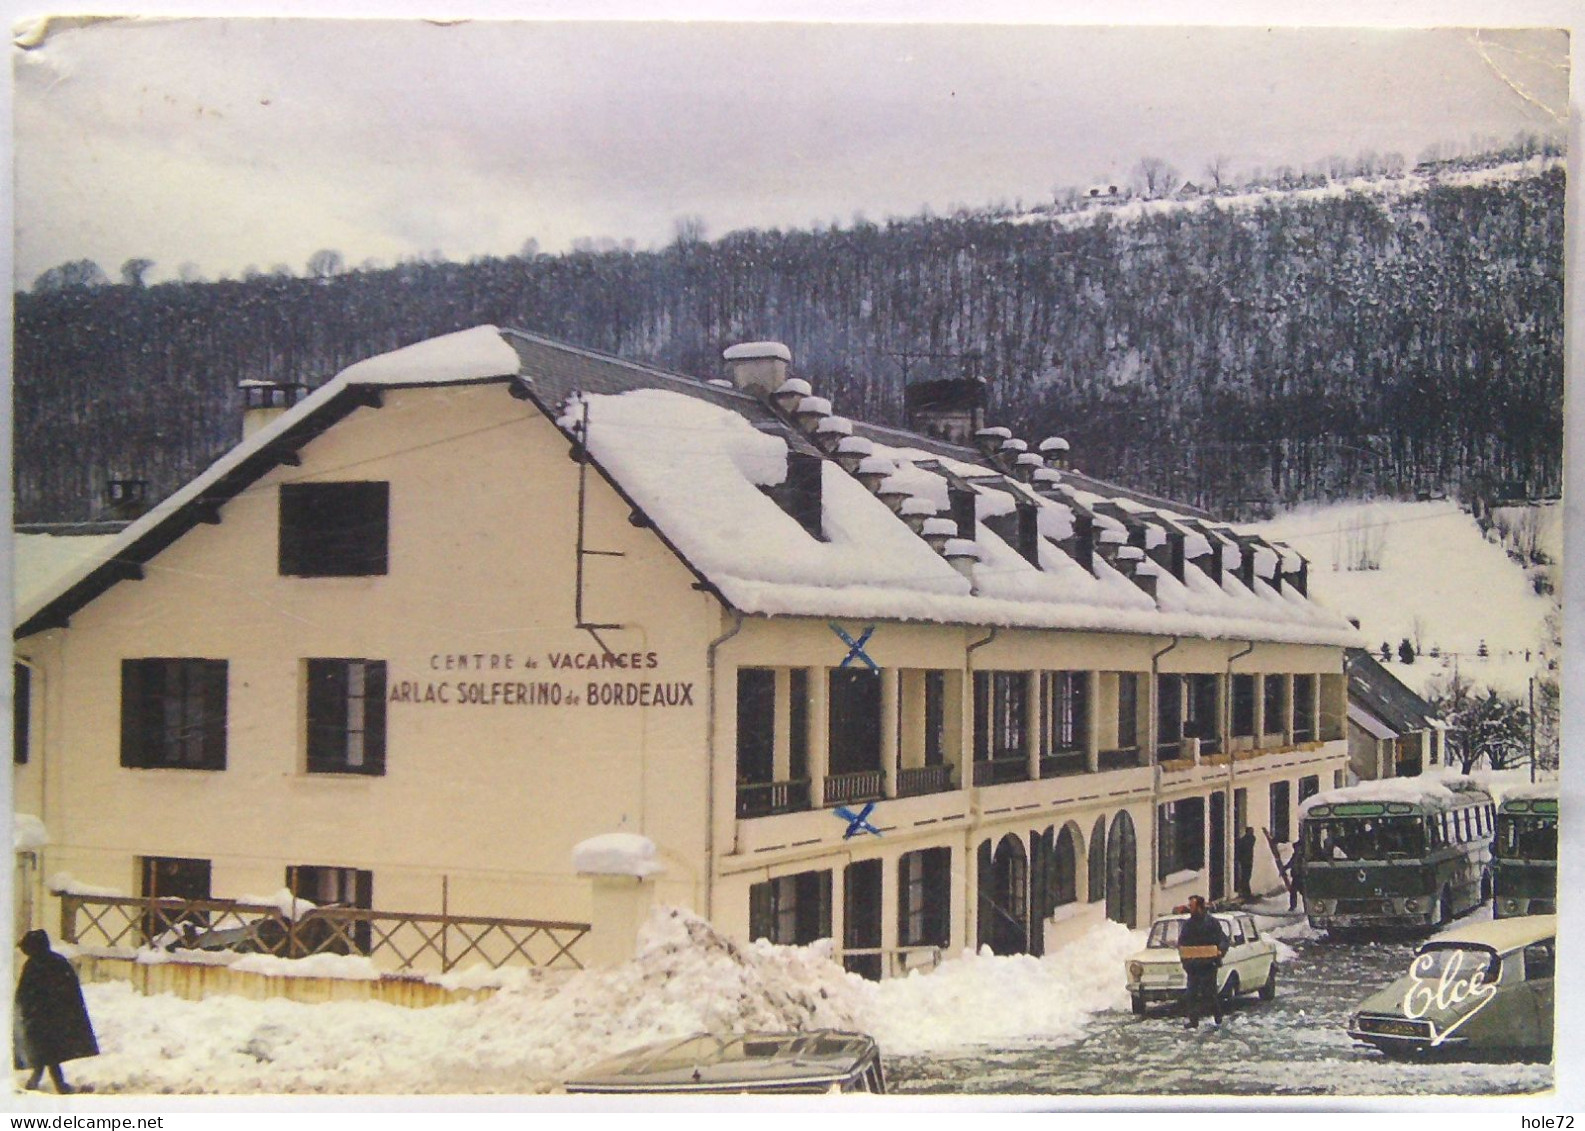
[1251,499,1559,700]
[57,907,1142,1095]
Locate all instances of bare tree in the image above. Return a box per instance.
[672,214,709,248]
[1133,157,1181,200]
[1203,154,1232,192]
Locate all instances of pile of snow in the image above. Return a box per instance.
[68,907,1144,1095]
[572,833,664,877]
[13,813,48,852]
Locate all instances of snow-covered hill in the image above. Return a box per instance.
[1251,499,1559,700]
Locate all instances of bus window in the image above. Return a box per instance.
[1516,816,1557,860]
[1523,941,1555,981]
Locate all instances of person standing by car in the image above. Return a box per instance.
[1234,827,1257,900]
[13,929,98,1093]
[1286,838,1306,911]
[1177,895,1228,1028]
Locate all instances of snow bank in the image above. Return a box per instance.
[571,832,663,877]
[69,907,1149,1094]
[868,921,1140,1053]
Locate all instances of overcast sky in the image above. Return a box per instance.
[8,12,1570,288]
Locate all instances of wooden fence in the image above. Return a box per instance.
[58,892,589,973]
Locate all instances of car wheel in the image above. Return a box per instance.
[1219,972,1240,1004]
[1131,993,1146,1016]
[1258,965,1276,1001]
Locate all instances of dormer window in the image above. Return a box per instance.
[279,482,389,577]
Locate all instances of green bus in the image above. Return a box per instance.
[1299,780,1495,933]
[1492,784,1557,918]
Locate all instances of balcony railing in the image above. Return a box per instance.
[1154,740,1182,763]
[896,763,955,798]
[1190,734,1222,756]
[1038,750,1087,778]
[736,778,812,818]
[973,755,1030,787]
[825,769,886,806]
[1099,746,1141,771]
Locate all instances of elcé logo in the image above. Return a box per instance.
[1401,949,1498,1046]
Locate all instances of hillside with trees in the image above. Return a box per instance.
[13,151,1564,524]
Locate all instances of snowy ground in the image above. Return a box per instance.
[1251,500,1558,700]
[47,907,1143,1095]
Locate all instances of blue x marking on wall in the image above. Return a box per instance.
[835,802,881,839]
[830,623,880,672]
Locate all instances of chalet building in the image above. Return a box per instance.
[13,327,1359,978]
[1345,647,1447,780]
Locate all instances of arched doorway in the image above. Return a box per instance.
[976,834,1030,955]
[1106,810,1138,928]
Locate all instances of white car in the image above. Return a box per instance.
[1124,910,1278,1015]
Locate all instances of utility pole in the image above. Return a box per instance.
[1528,676,1536,783]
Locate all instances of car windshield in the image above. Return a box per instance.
[1305,815,1425,860]
[1410,945,1501,985]
[1496,815,1557,860]
[1147,919,1183,948]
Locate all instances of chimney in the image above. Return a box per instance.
[813,415,854,454]
[942,538,980,583]
[855,455,897,494]
[772,377,812,416]
[899,496,939,534]
[104,477,150,520]
[722,341,792,399]
[1236,537,1256,589]
[833,435,875,474]
[240,379,307,438]
[1038,436,1071,471]
[1148,527,1187,583]
[920,516,958,553]
[903,377,987,444]
[973,426,1013,458]
[1065,511,1096,574]
[775,450,824,539]
[1013,452,1045,483]
[793,395,833,435]
[948,485,978,542]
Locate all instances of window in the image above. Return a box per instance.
[307,659,387,774]
[1298,775,1321,804]
[975,671,1028,761]
[1293,674,1317,740]
[1040,671,1088,754]
[1088,815,1107,903]
[1117,673,1139,750]
[1157,797,1206,878]
[1231,674,1256,736]
[844,859,883,980]
[828,670,882,776]
[1263,675,1287,735]
[736,669,776,785]
[1523,940,1555,981]
[1270,780,1292,843]
[898,848,951,948]
[750,870,831,945]
[1185,674,1219,745]
[121,659,228,770]
[279,481,389,577]
[13,663,29,765]
[1053,825,1080,906]
[288,864,374,954]
[923,670,946,766]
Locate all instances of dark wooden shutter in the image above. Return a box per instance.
[788,669,808,780]
[924,847,951,946]
[278,486,306,575]
[364,662,387,775]
[735,669,776,783]
[749,880,775,942]
[14,664,30,765]
[199,660,228,769]
[120,659,150,767]
[307,660,349,771]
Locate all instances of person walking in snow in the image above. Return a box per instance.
[1286,838,1306,911]
[13,929,98,1093]
[1234,827,1257,901]
[1176,895,1228,1029]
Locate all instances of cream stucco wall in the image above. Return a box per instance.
[17,383,722,935]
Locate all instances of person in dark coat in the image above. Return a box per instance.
[1176,895,1228,1028]
[1286,838,1306,911]
[1234,827,1257,900]
[14,929,98,1093]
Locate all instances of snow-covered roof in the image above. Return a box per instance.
[18,326,1359,648]
[1299,770,1497,816]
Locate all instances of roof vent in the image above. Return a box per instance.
[722,341,792,399]
[973,426,1013,457]
[773,377,813,416]
[104,477,151,520]
[793,395,833,434]
[920,516,958,553]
